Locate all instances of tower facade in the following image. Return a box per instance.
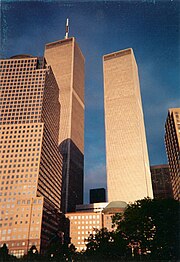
[45,37,85,213]
[165,108,180,201]
[103,48,153,203]
[0,56,63,256]
[150,165,173,199]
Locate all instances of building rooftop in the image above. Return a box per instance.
[103,48,133,61]
[150,164,169,169]
[103,201,127,214]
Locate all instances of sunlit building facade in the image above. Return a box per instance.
[0,56,63,257]
[103,48,153,203]
[45,37,85,213]
[66,201,127,251]
[165,108,180,201]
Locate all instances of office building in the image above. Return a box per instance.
[45,37,85,213]
[103,48,153,203]
[76,202,108,213]
[66,201,127,251]
[0,56,63,256]
[150,165,173,199]
[90,188,106,203]
[165,108,180,201]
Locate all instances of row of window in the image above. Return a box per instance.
[0,190,36,197]
[1,143,41,148]
[1,98,42,103]
[1,59,37,64]
[1,105,42,110]
[1,113,41,119]
[1,161,39,167]
[72,221,100,225]
[70,215,100,219]
[1,234,39,242]
[1,69,45,74]
[1,78,44,82]
[2,89,43,94]
[1,68,38,72]
[1,134,41,140]
[1,69,45,75]
[2,94,43,99]
[0,158,40,165]
[1,117,41,123]
[75,225,99,229]
[1,148,40,154]
[1,110,41,115]
[1,83,44,88]
[2,73,44,78]
[76,221,100,228]
[1,181,37,190]
[2,137,41,143]
[76,229,98,236]
[1,124,43,130]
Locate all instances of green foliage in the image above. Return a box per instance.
[84,198,179,261]
[85,228,127,260]
[113,198,180,260]
[44,242,77,261]
[20,245,42,262]
[0,244,17,262]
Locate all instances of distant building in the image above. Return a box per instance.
[150,165,173,199]
[90,188,106,203]
[0,56,63,256]
[76,202,108,213]
[66,201,127,251]
[165,108,180,201]
[45,37,85,213]
[103,48,153,203]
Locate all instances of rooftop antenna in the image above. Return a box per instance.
[65,18,69,39]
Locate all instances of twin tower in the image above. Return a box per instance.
[45,37,153,213]
[0,35,153,255]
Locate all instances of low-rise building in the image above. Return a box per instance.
[66,201,127,251]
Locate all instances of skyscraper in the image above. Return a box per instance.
[150,165,173,199]
[165,108,180,201]
[103,48,153,203]
[90,188,106,204]
[45,37,85,213]
[0,56,63,256]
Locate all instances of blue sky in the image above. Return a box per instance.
[1,0,179,203]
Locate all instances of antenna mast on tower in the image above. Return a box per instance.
[65,18,69,39]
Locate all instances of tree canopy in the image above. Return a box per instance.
[85,198,180,261]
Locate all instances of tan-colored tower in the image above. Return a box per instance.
[165,108,180,201]
[0,56,63,256]
[45,37,84,213]
[103,48,153,203]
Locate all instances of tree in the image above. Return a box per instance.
[85,228,127,260]
[112,198,180,260]
[44,241,76,261]
[0,244,17,262]
[21,245,41,262]
[0,244,9,262]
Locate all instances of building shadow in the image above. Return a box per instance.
[59,139,84,213]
